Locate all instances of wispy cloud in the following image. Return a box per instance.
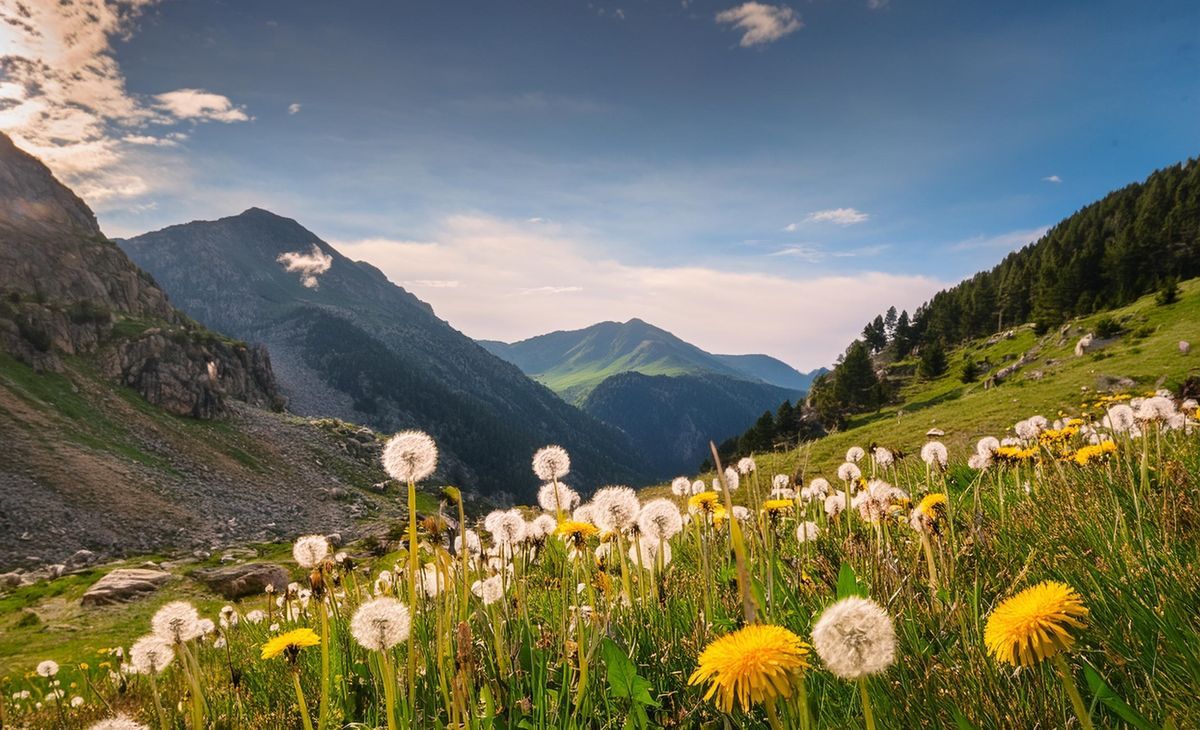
[288,103,302,115]
[770,243,888,261]
[716,2,802,47]
[277,245,333,288]
[0,0,249,206]
[403,279,461,288]
[793,207,870,226]
[949,226,1049,252]
[1042,174,1062,183]
[332,214,942,368]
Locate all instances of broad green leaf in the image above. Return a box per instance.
[836,562,867,599]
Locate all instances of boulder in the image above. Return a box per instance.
[82,568,173,606]
[1182,341,1191,355]
[64,549,98,569]
[193,563,289,599]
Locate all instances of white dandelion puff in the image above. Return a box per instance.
[537,482,581,513]
[455,529,482,556]
[772,474,790,490]
[796,521,819,543]
[350,597,412,651]
[86,716,150,730]
[528,514,558,540]
[128,635,174,675]
[691,479,706,495]
[489,510,527,546]
[670,476,692,496]
[637,499,683,541]
[381,430,438,483]
[151,601,203,644]
[592,486,641,532]
[472,574,505,605]
[976,436,1000,457]
[629,538,672,571]
[36,660,59,677]
[736,457,757,475]
[967,453,991,470]
[292,534,330,568]
[845,446,865,463]
[872,447,894,468]
[1104,404,1136,433]
[732,506,751,521]
[920,441,948,468]
[825,492,846,518]
[723,467,741,491]
[837,462,861,482]
[532,445,571,481]
[811,596,897,679]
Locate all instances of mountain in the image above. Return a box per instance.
[118,209,650,498]
[480,318,808,474]
[711,354,827,391]
[582,371,802,475]
[479,317,808,403]
[0,132,398,568]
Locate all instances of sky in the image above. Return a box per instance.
[1,0,1197,370]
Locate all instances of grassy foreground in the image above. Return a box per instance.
[3,393,1198,729]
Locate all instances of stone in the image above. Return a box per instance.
[64,549,98,569]
[193,563,290,600]
[0,571,23,588]
[81,568,173,607]
[1181,341,1191,355]
[219,547,258,563]
[1075,334,1094,356]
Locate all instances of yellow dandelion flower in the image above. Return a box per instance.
[688,491,721,513]
[915,493,947,520]
[984,581,1088,667]
[761,499,795,516]
[556,520,599,540]
[688,624,811,713]
[261,628,321,661]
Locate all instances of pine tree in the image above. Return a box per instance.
[918,341,948,379]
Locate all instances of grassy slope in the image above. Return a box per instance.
[643,278,1200,496]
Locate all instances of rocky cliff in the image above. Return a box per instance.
[0,132,282,416]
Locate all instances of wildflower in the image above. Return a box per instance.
[527,514,558,541]
[731,506,751,521]
[244,610,266,625]
[796,521,819,543]
[770,485,797,500]
[417,564,446,599]
[489,509,527,546]
[36,660,59,677]
[638,499,683,541]
[722,467,741,491]
[688,491,721,516]
[381,430,438,482]
[691,479,706,494]
[872,446,894,468]
[808,477,831,497]
[976,436,1000,456]
[761,499,795,518]
[967,452,991,470]
[736,456,757,474]
[772,474,790,491]
[1135,396,1176,422]
[845,446,865,463]
[984,581,1088,667]
[920,441,948,468]
[824,492,846,518]
[629,539,672,571]
[837,462,861,482]
[909,493,948,533]
[811,596,896,680]
[688,624,811,713]
[86,717,149,730]
[71,696,84,707]
[1103,404,1136,433]
[532,445,570,481]
[671,476,692,496]
[592,486,641,532]
[455,529,483,556]
[261,628,321,661]
[151,601,203,644]
[573,503,598,524]
[472,575,506,606]
[350,598,412,651]
[293,535,330,568]
[1070,440,1117,466]
[537,482,581,514]
[129,636,174,675]
[556,520,600,549]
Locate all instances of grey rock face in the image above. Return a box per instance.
[193,563,290,599]
[81,568,173,606]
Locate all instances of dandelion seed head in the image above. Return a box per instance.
[845,446,865,463]
[537,482,581,513]
[837,462,861,482]
[736,457,757,474]
[670,476,692,496]
[824,492,846,518]
[489,510,527,546]
[532,445,571,481]
[86,716,149,730]
[637,499,683,541]
[796,521,819,543]
[350,597,412,651]
[151,601,203,644]
[472,574,505,605]
[129,635,174,675]
[572,503,598,524]
[691,479,706,494]
[811,596,896,679]
[292,534,329,568]
[629,538,672,570]
[381,430,438,483]
[872,446,894,467]
[920,441,948,468]
[1104,404,1136,433]
[592,486,640,532]
[967,453,991,470]
[36,660,59,677]
[976,436,1000,456]
[455,529,482,556]
[722,467,741,491]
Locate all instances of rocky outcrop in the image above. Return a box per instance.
[81,568,173,606]
[0,131,282,417]
[193,563,289,599]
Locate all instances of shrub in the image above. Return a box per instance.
[1156,276,1180,306]
[1094,317,1122,339]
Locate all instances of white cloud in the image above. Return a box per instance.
[769,243,888,261]
[332,214,943,369]
[277,245,333,288]
[154,89,250,123]
[288,103,302,115]
[1042,174,1062,183]
[403,279,461,288]
[800,207,870,226]
[949,226,1049,252]
[0,0,248,206]
[716,2,802,47]
[867,0,889,9]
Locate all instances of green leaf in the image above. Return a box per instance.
[441,485,462,504]
[1083,665,1158,730]
[951,707,979,730]
[836,562,867,599]
[601,638,660,710]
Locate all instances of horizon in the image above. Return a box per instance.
[3,0,1198,369]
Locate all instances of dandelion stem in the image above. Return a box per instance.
[406,477,419,711]
[292,669,315,730]
[148,671,169,730]
[1052,654,1095,730]
[859,677,877,730]
[317,599,330,730]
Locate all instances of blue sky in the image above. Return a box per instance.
[2,0,1197,368]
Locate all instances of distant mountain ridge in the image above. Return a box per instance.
[479,318,818,402]
[119,208,651,498]
[480,318,818,474]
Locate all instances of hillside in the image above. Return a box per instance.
[0,133,405,568]
[707,278,1199,485]
[119,210,651,499]
[582,371,802,475]
[711,353,827,391]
